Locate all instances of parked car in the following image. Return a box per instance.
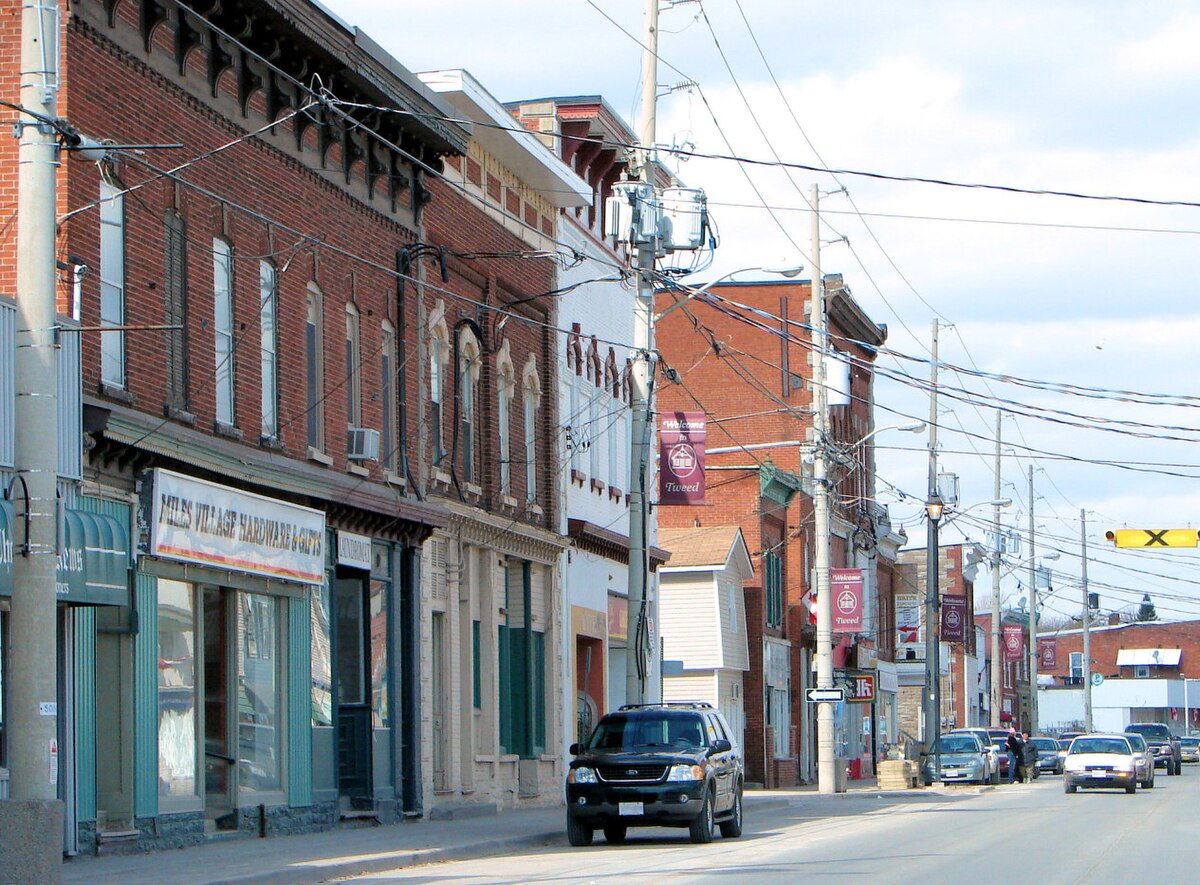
[1029,737,1064,775]
[1124,723,1182,775]
[986,729,1014,778]
[921,734,992,785]
[566,702,744,846]
[1179,736,1200,763]
[1063,734,1138,794]
[1122,732,1156,788]
[947,728,1002,784]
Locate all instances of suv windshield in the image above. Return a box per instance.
[1126,723,1172,737]
[588,712,707,751]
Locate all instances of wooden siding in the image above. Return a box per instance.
[660,574,722,670]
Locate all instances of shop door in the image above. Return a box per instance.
[203,587,234,821]
[335,576,371,797]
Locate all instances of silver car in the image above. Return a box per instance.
[922,734,992,785]
[947,728,1002,785]
[1122,732,1155,788]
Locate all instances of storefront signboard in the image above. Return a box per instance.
[336,530,372,570]
[148,469,325,585]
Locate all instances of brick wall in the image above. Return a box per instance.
[1041,619,1200,683]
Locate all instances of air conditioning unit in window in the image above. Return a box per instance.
[347,427,380,461]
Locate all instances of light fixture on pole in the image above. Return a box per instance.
[655,262,804,322]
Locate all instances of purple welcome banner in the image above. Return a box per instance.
[659,412,706,505]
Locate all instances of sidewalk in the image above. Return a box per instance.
[62,779,917,885]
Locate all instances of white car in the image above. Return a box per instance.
[1063,734,1138,794]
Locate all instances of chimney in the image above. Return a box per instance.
[1108,612,1121,626]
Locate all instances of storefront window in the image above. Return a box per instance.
[158,580,196,798]
[310,583,332,727]
[369,578,388,728]
[238,593,281,793]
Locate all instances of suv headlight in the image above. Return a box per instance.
[568,767,597,784]
[666,764,705,782]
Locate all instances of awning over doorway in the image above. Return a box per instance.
[0,500,130,606]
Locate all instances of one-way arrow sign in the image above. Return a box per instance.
[805,687,846,703]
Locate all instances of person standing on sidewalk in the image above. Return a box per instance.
[1005,727,1025,783]
[1021,731,1039,781]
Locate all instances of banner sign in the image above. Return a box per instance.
[896,593,921,644]
[1002,624,1024,661]
[1038,637,1057,669]
[149,468,325,585]
[940,594,967,642]
[832,568,863,632]
[658,412,706,505]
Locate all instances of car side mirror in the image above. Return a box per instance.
[569,743,582,756]
[710,739,732,754]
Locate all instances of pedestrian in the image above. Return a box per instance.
[1005,726,1024,783]
[1022,731,1039,781]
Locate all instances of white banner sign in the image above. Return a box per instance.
[150,469,325,584]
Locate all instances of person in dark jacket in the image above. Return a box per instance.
[1021,731,1039,780]
[1005,727,1024,783]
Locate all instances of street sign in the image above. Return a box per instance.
[1105,529,1200,548]
[805,687,846,703]
[1091,672,1104,687]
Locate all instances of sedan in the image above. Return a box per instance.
[1123,732,1156,788]
[921,734,992,785]
[1180,736,1200,763]
[1063,734,1138,794]
[1029,737,1063,775]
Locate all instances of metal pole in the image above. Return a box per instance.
[11,0,62,808]
[990,412,1002,727]
[924,321,941,775]
[1027,466,1037,734]
[1081,509,1092,732]
[811,184,836,794]
[626,0,659,706]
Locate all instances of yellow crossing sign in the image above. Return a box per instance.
[1105,529,1200,548]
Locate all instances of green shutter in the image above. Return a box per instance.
[497,625,511,754]
[509,628,528,756]
[472,620,481,710]
[533,630,545,755]
[73,606,97,822]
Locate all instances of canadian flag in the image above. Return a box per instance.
[808,590,818,626]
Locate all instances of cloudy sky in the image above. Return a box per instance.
[320,0,1200,623]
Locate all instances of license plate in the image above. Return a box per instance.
[1090,771,1110,777]
[618,802,644,816]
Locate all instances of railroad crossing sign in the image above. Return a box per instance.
[1105,529,1200,548]
[805,687,846,703]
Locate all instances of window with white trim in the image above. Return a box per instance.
[523,361,540,505]
[497,344,515,495]
[1069,651,1083,681]
[306,284,324,451]
[429,309,449,464]
[259,261,278,439]
[99,178,126,388]
[459,328,481,483]
[212,238,235,425]
[345,303,361,428]
[380,321,396,470]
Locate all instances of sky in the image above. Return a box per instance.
[319,1,1200,625]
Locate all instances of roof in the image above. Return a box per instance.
[658,526,752,579]
[1116,648,1182,666]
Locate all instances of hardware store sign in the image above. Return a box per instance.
[149,469,325,584]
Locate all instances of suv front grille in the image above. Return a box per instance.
[596,764,668,783]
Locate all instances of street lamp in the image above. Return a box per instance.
[655,262,805,322]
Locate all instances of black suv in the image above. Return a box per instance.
[566,702,744,846]
[1125,723,1183,775]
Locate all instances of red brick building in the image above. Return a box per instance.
[1040,619,1200,685]
[655,277,889,785]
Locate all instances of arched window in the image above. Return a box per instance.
[496,339,515,495]
[523,358,541,505]
[381,320,397,470]
[212,238,235,426]
[428,304,449,464]
[345,302,362,428]
[459,326,482,483]
[306,284,325,451]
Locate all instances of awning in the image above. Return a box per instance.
[0,503,130,606]
[1116,648,1181,667]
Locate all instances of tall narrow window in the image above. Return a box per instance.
[568,372,581,474]
[459,330,481,484]
[345,303,361,427]
[163,210,189,412]
[587,381,601,479]
[212,239,235,426]
[497,355,514,495]
[99,179,126,388]
[306,284,324,451]
[259,261,278,439]
[523,365,540,505]
[429,315,448,464]
[380,321,396,470]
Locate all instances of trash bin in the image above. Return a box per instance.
[834,757,849,792]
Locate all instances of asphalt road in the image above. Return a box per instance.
[345,765,1199,884]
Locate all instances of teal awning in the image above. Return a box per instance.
[0,502,129,606]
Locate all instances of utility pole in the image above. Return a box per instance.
[924,320,942,773]
[810,184,836,794]
[11,0,62,815]
[1081,509,1092,732]
[626,0,659,705]
[1027,466,1038,734]
[990,412,1002,727]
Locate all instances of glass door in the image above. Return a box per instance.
[203,587,233,822]
[335,576,371,797]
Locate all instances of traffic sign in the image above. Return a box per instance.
[805,687,846,703]
[1105,529,1200,548]
[1091,672,1104,687]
